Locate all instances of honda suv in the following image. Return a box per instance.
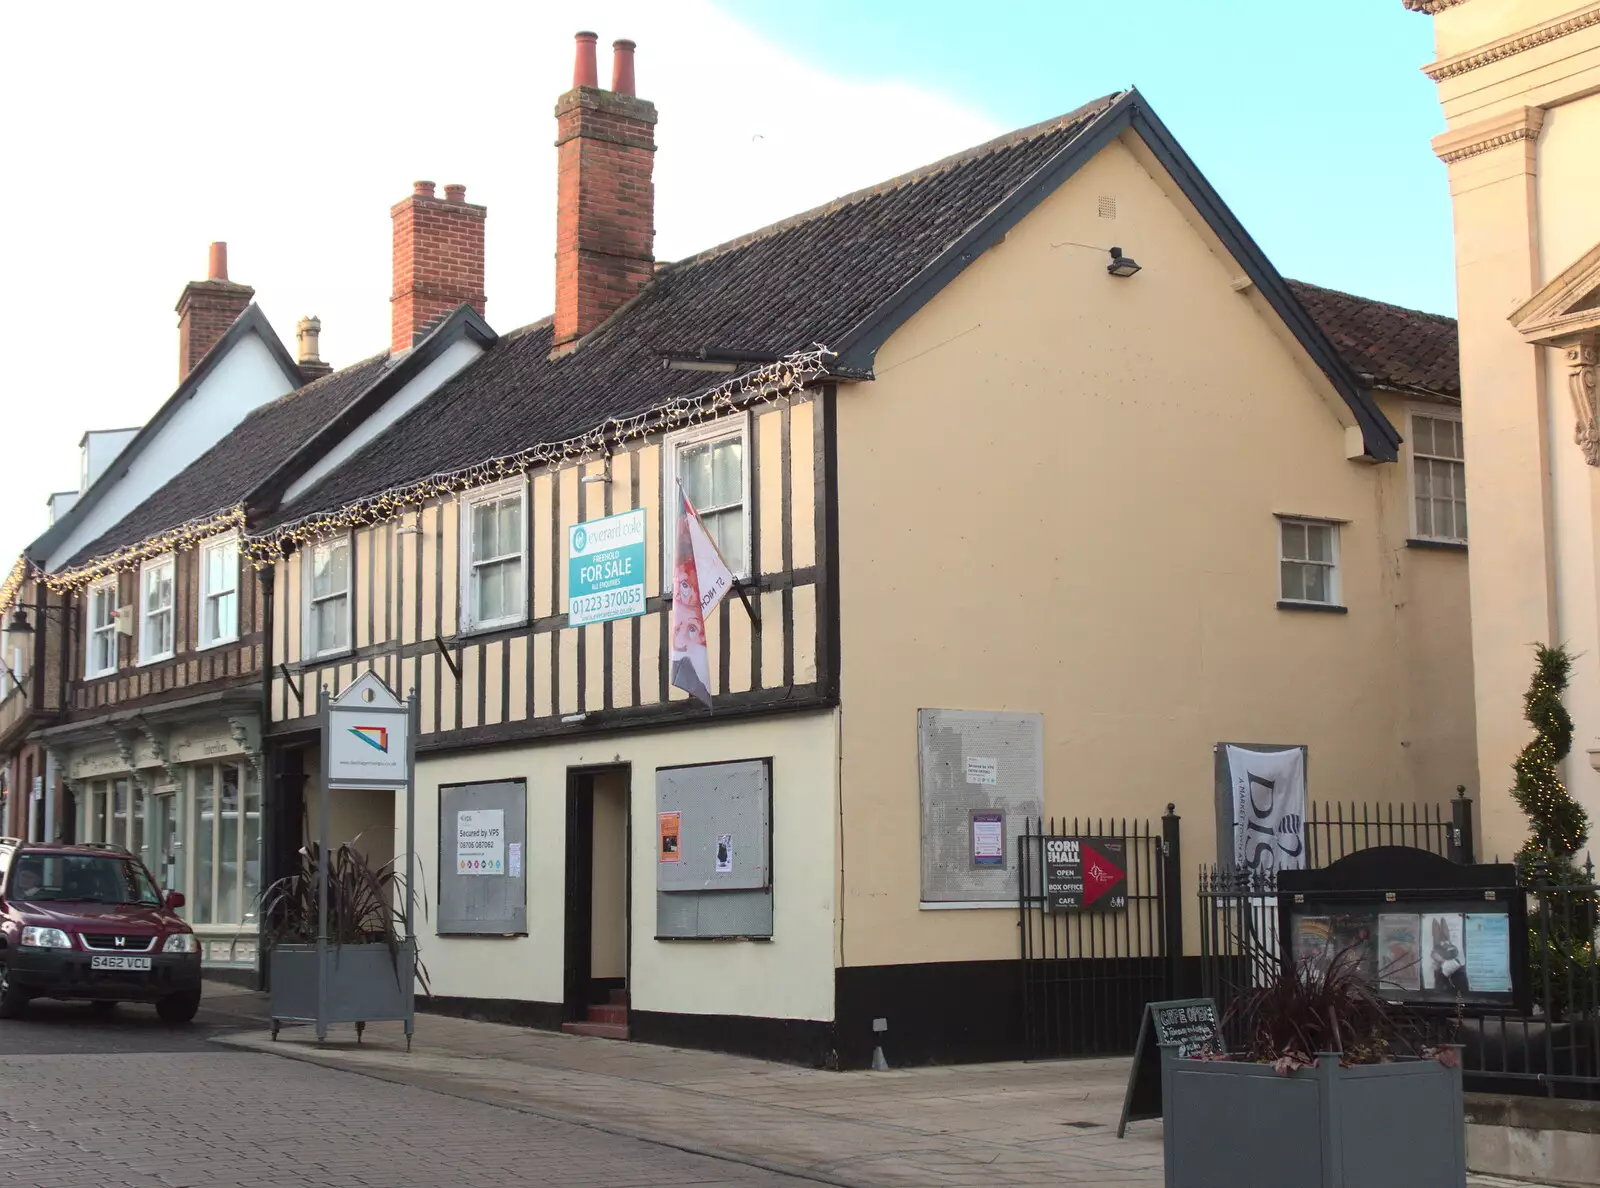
[0,839,202,1022]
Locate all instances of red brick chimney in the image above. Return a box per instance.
[553,32,657,352]
[175,242,254,380]
[390,180,487,354]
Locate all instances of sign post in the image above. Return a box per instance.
[315,671,417,1047]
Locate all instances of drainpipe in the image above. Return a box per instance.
[257,565,276,993]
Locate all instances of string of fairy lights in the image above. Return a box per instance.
[0,348,834,613]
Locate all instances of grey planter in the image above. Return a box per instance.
[268,941,415,1043]
[1163,1050,1465,1188]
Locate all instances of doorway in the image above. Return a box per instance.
[563,766,631,1035]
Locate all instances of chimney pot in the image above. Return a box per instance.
[573,31,599,87]
[611,39,636,96]
[296,316,323,363]
[208,242,228,281]
[413,180,436,197]
[444,183,467,203]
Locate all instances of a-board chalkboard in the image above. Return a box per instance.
[1116,998,1220,1138]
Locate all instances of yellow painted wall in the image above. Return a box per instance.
[406,710,837,1019]
[833,135,1478,967]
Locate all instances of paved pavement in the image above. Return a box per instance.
[0,981,1564,1188]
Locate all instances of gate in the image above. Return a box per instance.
[1018,808,1181,1060]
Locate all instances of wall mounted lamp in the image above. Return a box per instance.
[1107,247,1142,278]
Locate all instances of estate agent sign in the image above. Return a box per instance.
[568,509,647,626]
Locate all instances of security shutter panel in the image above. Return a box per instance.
[918,709,1044,902]
[438,780,528,934]
[655,759,773,938]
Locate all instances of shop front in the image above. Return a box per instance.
[44,700,265,971]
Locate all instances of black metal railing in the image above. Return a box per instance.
[1018,809,1179,1060]
[1302,792,1473,868]
[1197,856,1600,1100]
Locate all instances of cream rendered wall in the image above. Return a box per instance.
[834,135,1477,968]
[407,709,838,1020]
[300,745,397,866]
[591,770,628,980]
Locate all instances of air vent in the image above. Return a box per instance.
[1097,195,1117,220]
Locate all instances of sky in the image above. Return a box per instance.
[0,0,1449,568]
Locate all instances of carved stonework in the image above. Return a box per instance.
[1570,341,1600,467]
[227,715,264,781]
[1423,6,1600,80]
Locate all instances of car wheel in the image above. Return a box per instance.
[0,967,27,1020]
[156,989,201,1024]
[89,1000,118,1017]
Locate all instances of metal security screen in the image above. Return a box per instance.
[655,759,772,939]
[919,709,1043,902]
[438,780,527,935]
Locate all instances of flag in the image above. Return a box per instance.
[669,482,736,705]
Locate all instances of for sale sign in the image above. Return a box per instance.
[1044,836,1128,912]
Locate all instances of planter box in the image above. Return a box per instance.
[1163,1052,1465,1188]
[269,942,415,1033]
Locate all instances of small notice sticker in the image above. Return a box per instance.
[965,756,998,786]
[716,834,734,873]
[659,812,681,862]
[508,842,522,879]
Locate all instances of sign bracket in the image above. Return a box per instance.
[435,637,460,681]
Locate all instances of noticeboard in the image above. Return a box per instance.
[1118,998,1221,1137]
[568,509,646,626]
[1044,836,1128,911]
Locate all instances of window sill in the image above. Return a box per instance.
[196,634,241,653]
[137,652,176,668]
[919,900,1022,910]
[1277,601,1348,615]
[1406,538,1467,553]
[301,648,354,666]
[84,668,117,682]
[460,616,528,639]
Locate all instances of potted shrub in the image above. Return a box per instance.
[1163,952,1465,1188]
[261,842,428,1044]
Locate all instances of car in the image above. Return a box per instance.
[0,838,202,1023]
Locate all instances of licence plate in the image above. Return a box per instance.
[90,955,152,971]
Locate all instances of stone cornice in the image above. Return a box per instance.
[1404,0,1469,13]
[1423,4,1600,80]
[1432,105,1546,163]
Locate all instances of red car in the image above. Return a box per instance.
[0,839,202,1022]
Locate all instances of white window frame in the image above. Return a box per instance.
[197,531,241,650]
[138,555,176,665]
[85,576,118,679]
[301,534,354,660]
[1277,516,1342,608]
[1406,406,1467,545]
[0,624,21,698]
[661,413,753,585]
[459,478,529,635]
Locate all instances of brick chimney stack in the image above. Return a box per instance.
[390,179,487,355]
[296,316,333,380]
[175,242,254,380]
[553,32,657,352]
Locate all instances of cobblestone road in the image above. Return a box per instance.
[0,1001,814,1188]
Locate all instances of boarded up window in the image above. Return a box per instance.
[438,780,527,935]
[655,758,772,938]
[918,709,1044,903]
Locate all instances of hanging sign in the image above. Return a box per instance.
[456,808,504,875]
[326,671,410,788]
[1044,836,1128,911]
[568,509,647,626]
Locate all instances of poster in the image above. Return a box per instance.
[568,509,647,626]
[971,811,1005,867]
[1043,836,1127,911]
[456,808,505,875]
[965,756,998,786]
[1225,745,1307,876]
[1423,913,1469,993]
[1294,916,1332,969]
[507,842,522,879]
[1377,913,1423,991]
[1328,913,1377,980]
[716,834,733,873]
[1465,913,1512,993]
[658,811,681,862]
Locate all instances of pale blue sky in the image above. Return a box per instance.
[722,0,1453,314]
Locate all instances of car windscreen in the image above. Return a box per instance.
[6,853,162,906]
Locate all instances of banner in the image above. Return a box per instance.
[668,482,735,705]
[1226,745,1306,876]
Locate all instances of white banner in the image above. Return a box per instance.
[1227,745,1306,876]
[668,482,735,706]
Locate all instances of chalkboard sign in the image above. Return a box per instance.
[1116,998,1221,1138]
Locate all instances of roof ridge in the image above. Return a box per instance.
[661,93,1125,273]
[1288,278,1456,326]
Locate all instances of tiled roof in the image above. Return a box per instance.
[263,97,1123,528]
[1288,280,1459,400]
[64,355,388,568]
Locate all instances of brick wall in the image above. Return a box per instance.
[176,276,254,380]
[390,182,486,355]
